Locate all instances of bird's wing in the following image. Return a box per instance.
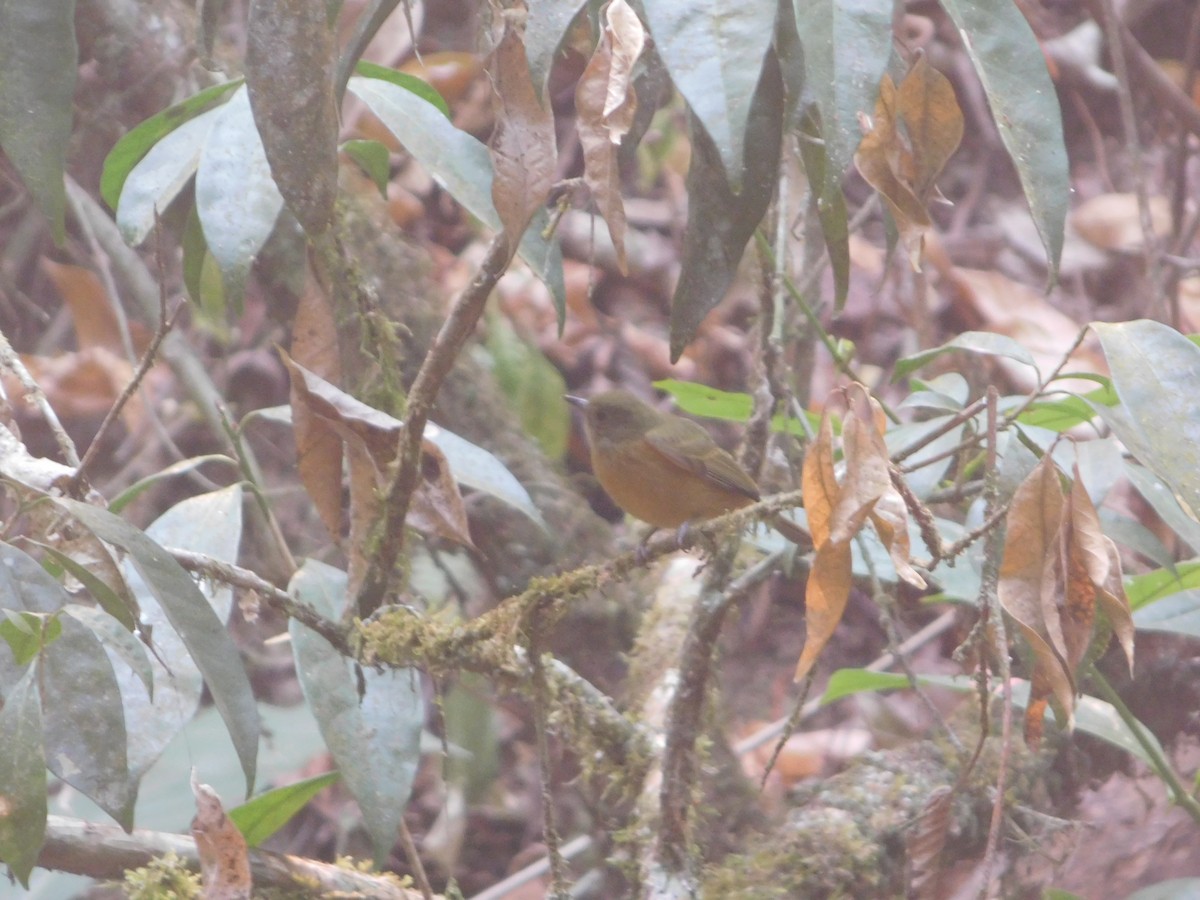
[644,419,761,501]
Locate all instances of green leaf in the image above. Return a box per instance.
[1125,561,1200,611]
[348,73,566,324]
[195,86,286,303]
[1126,878,1200,900]
[57,494,259,795]
[0,0,76,243]
[0,610,58,667]
[939,0,1068,280]
[1094,320,1200,523]
[101,79,242,210]
[1133,591,1200,639]
[642,0,776,190]
[0,667,46,887]
[40,613,135,829]
[354,60,450,117]
[229,771,340,847]
[289,561,424,864]
[115,107,221,246]
[1018,391,1106,431]
[342,139,391,197]
[893,331,1039,380]
[654,380,753,420]
[669,55,782,360]
[525,0,588,98]
[792,0,892,202]
[247,0,338,235]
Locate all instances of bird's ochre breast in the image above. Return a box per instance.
[591,437,756,528]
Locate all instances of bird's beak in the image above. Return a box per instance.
[564,395,588,409]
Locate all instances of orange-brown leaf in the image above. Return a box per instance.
[801,412,838,546]
[794,538,852,682]
[829,410,890,544]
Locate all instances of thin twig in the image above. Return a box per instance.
[397,819,435,900]
[357,233,513,618]
[169,548,353,656]
[978,388,1013,900]
[0,329,80,467]
[71,303,183,494]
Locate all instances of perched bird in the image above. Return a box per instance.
[566,390,804,550]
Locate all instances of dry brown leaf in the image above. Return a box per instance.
[280,348,346,542]
[40,259,151,355]
[829,403,889,544]
[870,485,926,589]
[794,538,853,683]
[488,4,556,256]
[853,54,963,269]
[574,0,645,273]
[801,412,838,547]
[999,455,1076,741]
[191,778,251,900]
[290,259,341,384]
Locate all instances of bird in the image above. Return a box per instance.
[566,389,805,553]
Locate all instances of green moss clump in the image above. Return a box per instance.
[119,852,202,900]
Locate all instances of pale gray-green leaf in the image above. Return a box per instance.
[1095,320,1200,521]
[642,0,776,189]
[116,110,220,246]
[195,86,286,300]
[289,560,423,864]
[939,0,1068,279]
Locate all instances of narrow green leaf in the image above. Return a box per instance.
[798,109,850,310]
[642,0,776,190]
[0,0,76,242]
[348,74,566,324]
[1124,462,1200,554]
[893,331,1039,380]
[57,496,259,795]
[61,604,154,699]
[669,55,782,360]
[1125,562,1200,611]
[33,542,138,632]
[0,667,46,887]
[354,60,450,117]
[939,0,1068,280]
[101,79,242,210]
[108,453,239,514]
[195,86,286,302]
[1094,320,1200,521]
[289,561,424,864]
[0,611,55,667]
[247,0,338,235]
[229,771,339,847]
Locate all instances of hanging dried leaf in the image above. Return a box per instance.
[489,3,557,257]
[829,390,890,544]
[280,351,476,564]
[574,0,645,273]
[870,485,926,589]
[853,54,963,269]
[801,412,838,547]
[795,410,852,683]
[999,454,1075,743]
[191,777,252,900]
